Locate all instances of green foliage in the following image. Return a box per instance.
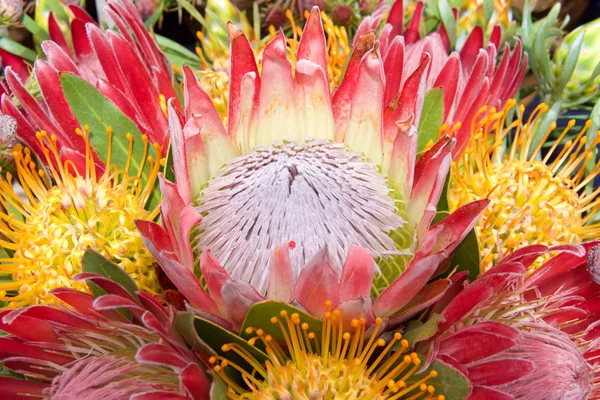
[240,301,322,342]
[418,88,444,154]
[81,249,139,298]
[59,73,161,209]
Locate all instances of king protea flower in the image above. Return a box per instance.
[1,0,177,166]
[417,243,600,399]
[357,0,527,157]
[0,268,210,399]
[137,7,488,330]
[448,101,600,270]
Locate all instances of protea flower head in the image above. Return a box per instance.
[356,0,527,157]
[137,7,488,331]
[0,114,18,170]
[1,0,177,164]
[0,261,210,398]
[448,101,600,270]
[0,0,23,26]
[416,243,600,398]
[0,125,163,307]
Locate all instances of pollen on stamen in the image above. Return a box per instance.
[212,302,441,399]
[0,126,163,307]
[449,101,600,271]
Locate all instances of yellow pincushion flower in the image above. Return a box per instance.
[448,101,600,271]
[0,127,163,307]
[210,303,443,400]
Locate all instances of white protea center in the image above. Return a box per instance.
[194,139,404,293]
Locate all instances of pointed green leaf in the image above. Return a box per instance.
[0,37,37,62]
[402,314,444,348]
[59,73,160,209]
[557,31,584,95]
[240,301,322,342]
[189,314,269,369]
[483,0,494,28]
[448,228,480,281]
[81,248,138,297]
[438,0,456,48]
[418,88,444,153]
[407,357,472,400]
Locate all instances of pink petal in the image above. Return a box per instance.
[404,1,424,44]
[383,36,405,106]
[469,386,515,400]
[200,250,230,316]
[387,0,404,38]
[467,359,533,386]
[460,26,484,74]
[268,241,295,302]
[181,364,211,400]
[436,284,493,336]
[292,249,340,318]
[439,322,522,365]
[342,49,385,164]
[427,199,489,254]
[374,252,445,317]
[135,343,189,369]
[332,32,376,141]
[227,23,260,141]
[388,279,450,324]
[339,245,375,302]
[221,281,264,331]
[0,311,59,343]
[297,7,329,89]
[0,377,48,397]
[48,13,69,54]
[182,65,227,136]
[434,54,460,121]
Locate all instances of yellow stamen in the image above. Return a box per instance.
[213,302,439,399]
[0,128,163,307]
[449,101,600,271]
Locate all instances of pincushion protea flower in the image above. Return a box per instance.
[415,243,600,399]
[448,101,600,270]
[210,305,444,399]
[0,260,210,399]
[1,0,177,165]
[137,6,487,328]
[0,126,163,307]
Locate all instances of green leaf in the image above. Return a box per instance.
[448,228,480,281]
[402,314,444,348]
[185,314,269,370]
[21,15,50,41]
[43,0,69,22]
[155,34,203,70]
[59,73,161,210]
[483,0,494,28]
[210,374,228,398]
[0,37,37,62]
[418,88,444,153]
[81,248,138,298]
[240,301,322,342]
[176,0,210,30]
[438,0,456,48]
[144,2,164,28]
[533,23,555,88]
[557,31,584,95]
[408,357,472,400]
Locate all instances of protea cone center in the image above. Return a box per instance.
[448,102,600,270]
[196,139,403,290]
[0,127,161,307]
[210,304,442,399]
